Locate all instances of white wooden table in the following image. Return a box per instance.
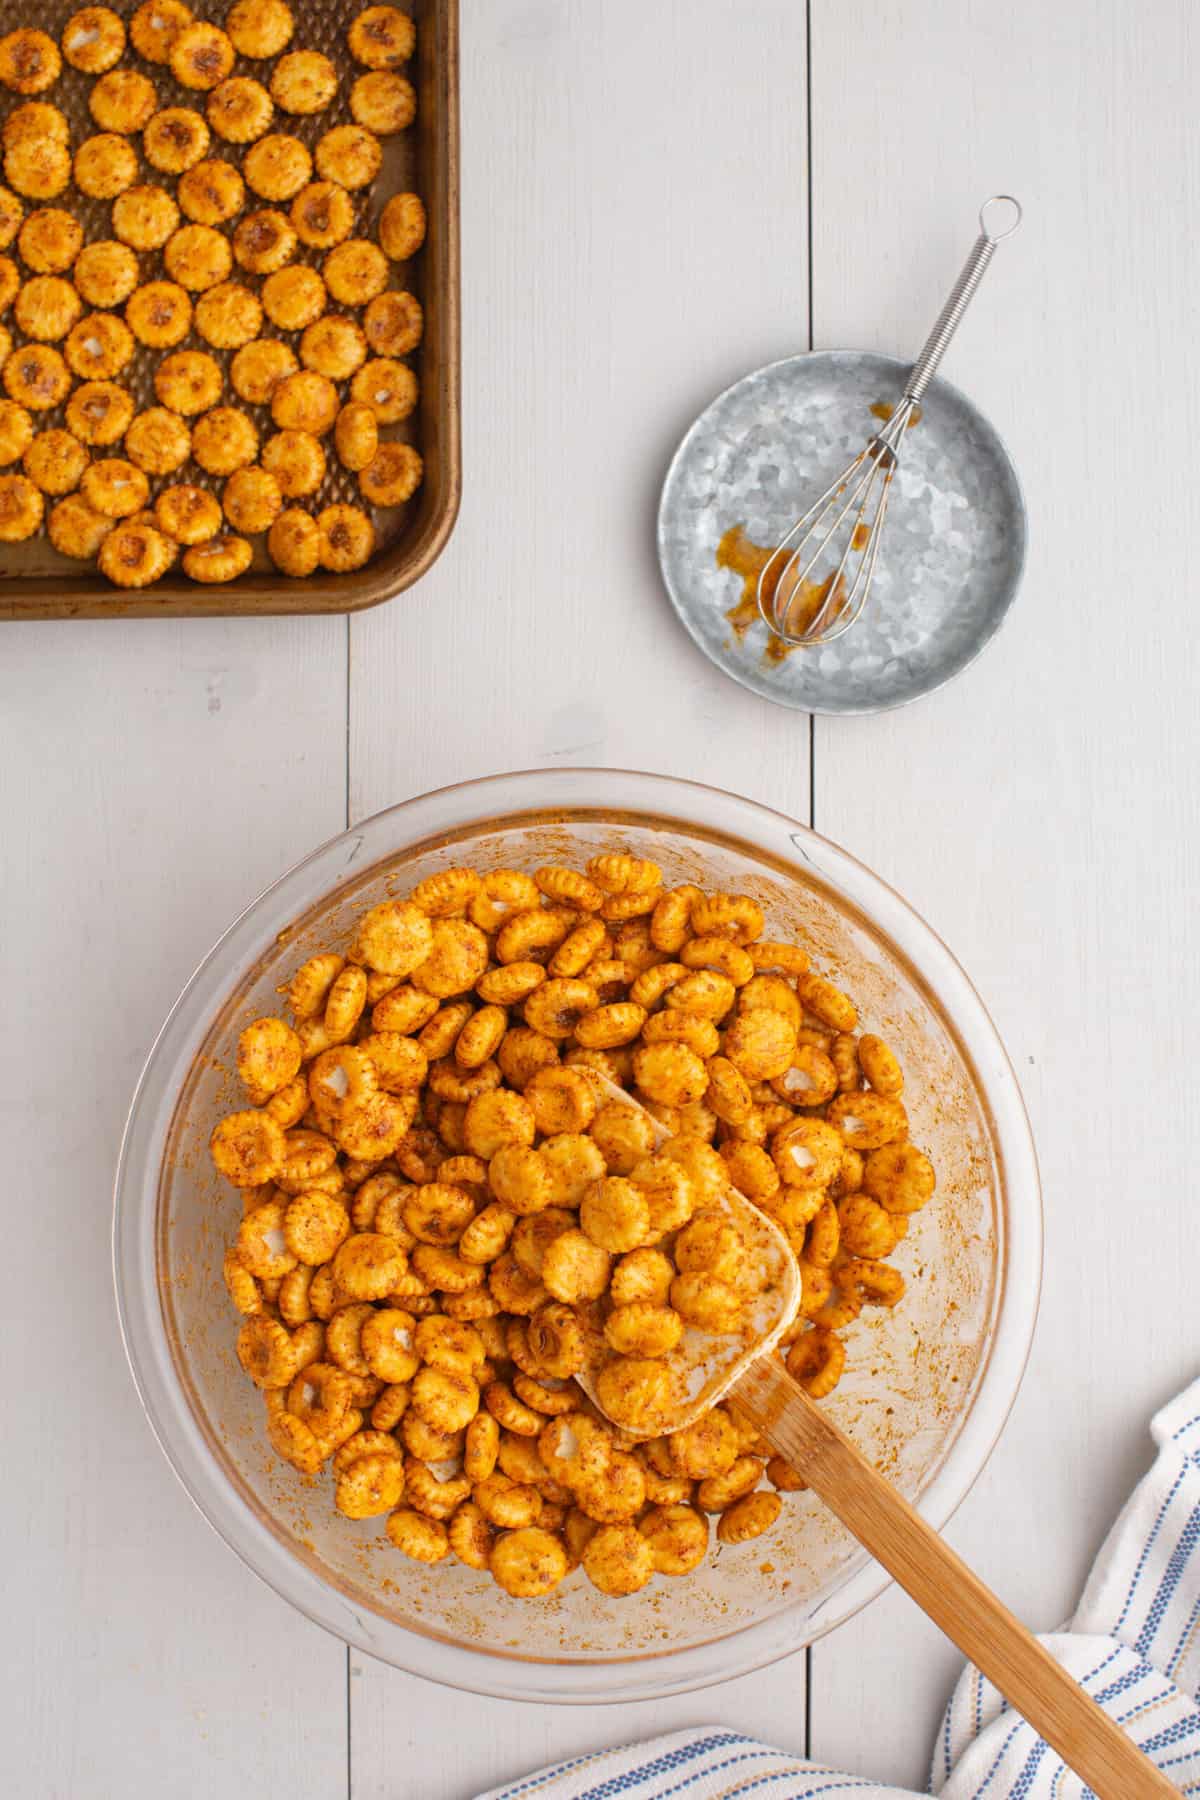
[5,1,1198,1792]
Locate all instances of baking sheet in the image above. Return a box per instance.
[0,0,459,618]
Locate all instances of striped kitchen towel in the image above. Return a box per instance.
[477,1378,1200,1798]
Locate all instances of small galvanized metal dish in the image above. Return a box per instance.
[657,349,1027,715]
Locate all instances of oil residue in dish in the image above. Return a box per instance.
[717,524,842,659]
[869,400,922,427]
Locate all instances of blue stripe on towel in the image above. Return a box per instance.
[1138,1500,1200,1657]
[575,1746,779,1800]
[495,1737,745,1800]
[1112,1410,1200,1635]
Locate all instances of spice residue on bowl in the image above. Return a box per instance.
[716,525,843,660]
[869,400,922,428]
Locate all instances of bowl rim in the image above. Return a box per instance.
[112,766,1042,1703]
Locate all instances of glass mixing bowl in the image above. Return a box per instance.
[113,768,1041,1703]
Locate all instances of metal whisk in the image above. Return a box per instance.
[758,196,1022,648]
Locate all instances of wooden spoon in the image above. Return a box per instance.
[579,1080,1176,1800]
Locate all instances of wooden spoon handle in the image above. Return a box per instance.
[733,1357,1177,1800]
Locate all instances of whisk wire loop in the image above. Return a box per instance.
[757,396,915,646]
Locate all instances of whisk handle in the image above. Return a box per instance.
[904,195,1021,403]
